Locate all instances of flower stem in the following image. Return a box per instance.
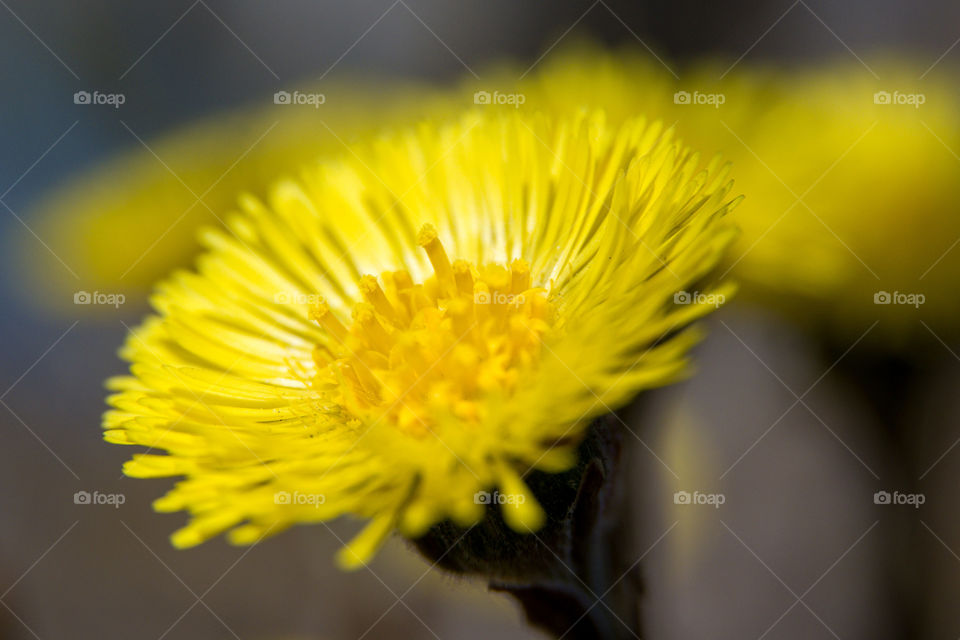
[412,416,642,639]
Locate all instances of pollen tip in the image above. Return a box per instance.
[359,274,379,293]
[452,259,471,275]
[309,301,330,322]
[510,258,530,275]
[417,223,438,247]
[352,302,376,323]
[393,270,414,290]
[482,264,510,290]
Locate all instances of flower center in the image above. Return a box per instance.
[310,224,554,437]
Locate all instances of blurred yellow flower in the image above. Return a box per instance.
[20,80,454,314]
[510,50,960,343]
[103,109,738,568]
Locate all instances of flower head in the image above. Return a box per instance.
[506,49,960,342]
[105,108,737,568]
[19,81,454,315]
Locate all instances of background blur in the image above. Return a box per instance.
[2,1,959,638]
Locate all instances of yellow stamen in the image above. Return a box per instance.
[511,259,530,294]
[359,275,398,323]
[311,301,348,345]
[417,224,457,298]
[352,303,392,354]
[453,259,474,296]
[311,227,554,437]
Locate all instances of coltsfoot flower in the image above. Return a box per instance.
[104,109,738,568]
[508,49,960,342]
[20,81,455,314]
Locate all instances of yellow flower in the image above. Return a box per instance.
[20,80,454,315]
[507,49,960,342]
[680,62,960,343]
[104,108,738,568]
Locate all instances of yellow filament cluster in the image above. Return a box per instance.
[310,224,554,437]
